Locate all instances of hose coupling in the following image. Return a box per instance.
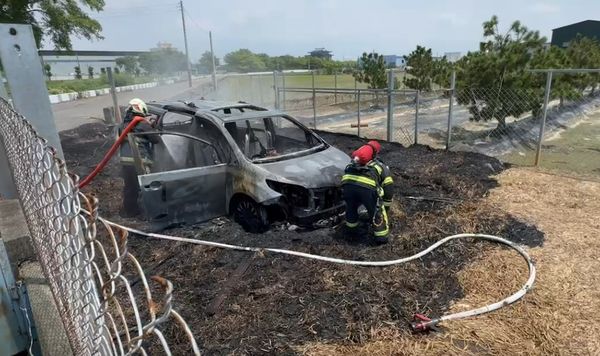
[411,313,440,332]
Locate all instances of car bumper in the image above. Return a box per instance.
[291,202,346,225]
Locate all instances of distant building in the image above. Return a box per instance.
[39,50,149,80]
[152,42,175,51]
[443,52,463,62]
[382,55,406,68]
[551,20,600,48]
[309,48,332,60]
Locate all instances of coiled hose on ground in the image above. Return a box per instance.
[99,217,536,331]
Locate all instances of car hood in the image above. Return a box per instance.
[259,146,350,189]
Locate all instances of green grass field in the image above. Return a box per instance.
[501,114,600,176]
[46,74,154,94]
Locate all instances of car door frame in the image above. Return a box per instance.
[130,129,230,228]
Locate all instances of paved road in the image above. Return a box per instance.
[52,78,212,131]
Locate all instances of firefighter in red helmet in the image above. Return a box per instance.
[341,140,394,243]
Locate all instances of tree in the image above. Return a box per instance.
[44,63,52,80]
[530,45,578,106]
[100,67,106,75]
[223,49,266,72]
[455,16,546,130]
[87,66,94,79]
[564,36,600,94]
[0,0,105,50]
[353,52,387,89]
[74,66,82,79]
[196,51,219,74]
[116,56,139,75]
[138,48,188,75]
[114,67,120,74]
[403,46,434,91]
[404,46,453,91]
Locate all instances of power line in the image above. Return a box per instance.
[182,8,209,33]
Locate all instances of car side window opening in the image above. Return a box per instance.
[229,116,321,160]
[143,115,231,173]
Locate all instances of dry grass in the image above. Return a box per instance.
[298,168,600,355]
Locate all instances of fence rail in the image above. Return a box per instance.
[0,98,199,355]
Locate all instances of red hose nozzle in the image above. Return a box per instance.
[410,313,440,332]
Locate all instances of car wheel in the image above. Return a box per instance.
[232,197,269,233]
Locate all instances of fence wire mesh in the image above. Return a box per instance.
[0,98,199,355]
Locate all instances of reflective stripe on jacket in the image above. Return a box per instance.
[342,159,394,204]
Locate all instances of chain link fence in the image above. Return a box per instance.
[0,98,199,355]
[200,70,600,178]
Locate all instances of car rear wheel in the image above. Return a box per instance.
[232,197,269,233]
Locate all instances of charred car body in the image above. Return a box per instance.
[126,100,350,232]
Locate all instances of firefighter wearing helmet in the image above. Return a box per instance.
[120,98,158,217]
[341,140,394,243]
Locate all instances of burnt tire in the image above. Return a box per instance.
[232,197,269,233]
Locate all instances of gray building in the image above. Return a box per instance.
[551,20,600,48]
[39,50,149,80]
[383,55,406,68]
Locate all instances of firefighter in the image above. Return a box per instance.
[341,140,394,244]
[120,98,157,217]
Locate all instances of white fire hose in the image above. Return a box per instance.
[100,217,536,331]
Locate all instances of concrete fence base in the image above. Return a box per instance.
[48,79,177,104]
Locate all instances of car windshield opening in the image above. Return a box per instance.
[227,116,322,160]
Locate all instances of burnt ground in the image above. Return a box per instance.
[61,123,544,355]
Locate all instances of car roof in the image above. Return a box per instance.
[207,109,285,122]
[148,100,282,123]
[148,100,266,112]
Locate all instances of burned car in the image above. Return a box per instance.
[127,100,350,232]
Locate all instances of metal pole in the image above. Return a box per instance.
[179,0,192,87]
[354,78,357,102]
[357,89,361,137]
[414,90,420,145]
[535,71,553,166]
[282,71,286,110]
[209,31,217,90]
[446,71,456,150]
[386,70,394,141]
[107,67,121,123]
[334,71,338,104]
[0,24,64,198]
[273,71,279,109]
[312,70,317,129]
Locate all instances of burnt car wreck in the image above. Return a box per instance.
[125,100,349,232]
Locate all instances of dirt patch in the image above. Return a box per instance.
[61,123,544,355]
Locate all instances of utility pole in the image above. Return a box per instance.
[209,31,217,90]
[179,0,192,87]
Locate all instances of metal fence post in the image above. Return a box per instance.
[535,71,553,166]
[0,24,64,199]
[312,70,317,129]
[354,78,358,102]
[273,71,279,109]
[414,90,420,145]
[281,71,286,110]
[334,71,338,104]
[386,70,394,141]
[446,71,456,150]
[357,89,361,137]
[106,67,121,123]
[0,24,63,156]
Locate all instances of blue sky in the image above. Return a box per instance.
[62,0,597,61]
